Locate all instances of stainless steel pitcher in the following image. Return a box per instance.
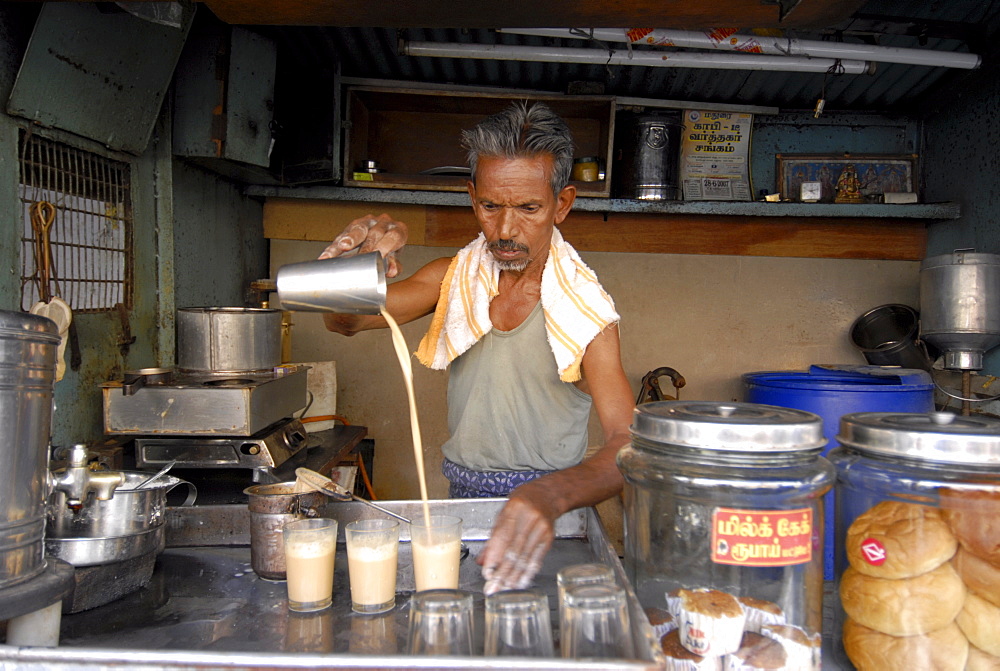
[276,252,386,315]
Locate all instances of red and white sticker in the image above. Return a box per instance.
[860,538,887,566]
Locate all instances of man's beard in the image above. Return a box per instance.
[488,239,530,272]
[497,258,530,272]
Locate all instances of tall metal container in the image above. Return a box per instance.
[613,112,682,201]
[0,310,59,588]
[919,251,1000,370]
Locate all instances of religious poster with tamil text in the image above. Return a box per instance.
[679,110,753,201]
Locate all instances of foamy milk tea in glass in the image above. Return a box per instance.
[283,518,337,612]
[410,515,462,591]
[345,518,400,613]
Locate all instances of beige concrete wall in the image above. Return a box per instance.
[271,239,919,501]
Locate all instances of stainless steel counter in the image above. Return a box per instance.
[0,499,663,670]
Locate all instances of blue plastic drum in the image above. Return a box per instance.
[743,365,934,579]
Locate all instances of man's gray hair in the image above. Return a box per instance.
[461,101,575,196]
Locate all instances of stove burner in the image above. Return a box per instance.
[134,418,308,470]
[202,378,255,387]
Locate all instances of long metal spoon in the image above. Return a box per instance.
[136,460,176,489]
[294,467,411,524]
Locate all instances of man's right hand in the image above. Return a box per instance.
[319,213,408,278]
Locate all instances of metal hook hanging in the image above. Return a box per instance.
[30,201,56,303]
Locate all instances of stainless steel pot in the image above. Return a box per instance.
[176,307,282,373]
[45,472,196,566]
[0,310,59,589]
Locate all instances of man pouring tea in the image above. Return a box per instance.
[321,102,633,594]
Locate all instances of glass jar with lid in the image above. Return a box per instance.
[830,411,1000,670]
[618,401,834,659]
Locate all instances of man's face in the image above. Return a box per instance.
[467,155,576,273]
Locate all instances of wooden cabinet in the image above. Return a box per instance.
[343,87,615,197]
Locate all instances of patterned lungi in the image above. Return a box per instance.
[441,458,552,498]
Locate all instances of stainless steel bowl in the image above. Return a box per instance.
[45,472,196,567]
[45,527,165,567]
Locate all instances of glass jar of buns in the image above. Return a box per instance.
[830,411,1000,671]
[618,401,834,669]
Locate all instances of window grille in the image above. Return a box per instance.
[18,131,134,313]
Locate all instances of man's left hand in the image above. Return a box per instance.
[477,480,560,595]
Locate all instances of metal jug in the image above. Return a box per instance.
[276,252,386,314]
[244,482,326,581]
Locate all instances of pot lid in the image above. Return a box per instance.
[0,308,61,342]
[837,412,1000,466]
[631,401,825,452]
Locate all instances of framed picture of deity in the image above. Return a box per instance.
[776,154,919,203]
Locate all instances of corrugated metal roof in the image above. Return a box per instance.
[257,0,1000,113]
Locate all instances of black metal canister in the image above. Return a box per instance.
[613,111,682,200]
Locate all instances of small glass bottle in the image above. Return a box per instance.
[571,156,600,182]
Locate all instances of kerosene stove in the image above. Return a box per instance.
[101,365,310,480]
[101,307,313,498]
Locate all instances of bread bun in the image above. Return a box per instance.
[967,644,1000,671]
[953,546,1000,608]
[840,563,966,636]
[843,618,968,671]
[940,487,1000,567]
[957,591,1000,657]
[846,500,957,579]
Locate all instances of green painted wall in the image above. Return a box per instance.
[172,161,266,312]
[0,4,267,447]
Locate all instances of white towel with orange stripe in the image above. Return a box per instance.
[415,229,619,382]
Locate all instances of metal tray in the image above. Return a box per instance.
[44,526,164,567]
[3,499,662,670]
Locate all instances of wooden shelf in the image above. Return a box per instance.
[343,172,610,197]
[247,184,960,221]
[262,191,948,261]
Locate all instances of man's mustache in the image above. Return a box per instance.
[488,239,529,254]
